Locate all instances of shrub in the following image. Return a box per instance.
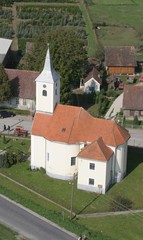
[133,115,140,125]
[110,195,133,212]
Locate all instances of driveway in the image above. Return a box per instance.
[105,93,123,119]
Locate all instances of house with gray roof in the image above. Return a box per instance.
[0,69,39,111]
[105,46,137,75]
[123,85,143,119]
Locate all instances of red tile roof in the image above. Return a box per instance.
[77,137,113,161]
[31,104,130,147]
[5,69,39,99]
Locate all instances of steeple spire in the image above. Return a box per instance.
[35,44,60,84]
[35,45,60,114]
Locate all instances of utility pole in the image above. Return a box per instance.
[70,173,76,219]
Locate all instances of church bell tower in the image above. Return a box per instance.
[35,46,60,114]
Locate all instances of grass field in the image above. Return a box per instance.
[0,146,143,214]
[0,224,23,240]
[79,213,143,240]
[89,0,143,4]
[86,1,143,59]
[0,136,30,154]
[79,2,97,57]
[0,142,143,239]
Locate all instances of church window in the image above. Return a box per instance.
[42,90,47,96]
[89,178,94,185]
[71,157,76,166]
[43,84,46,88]
[55,89,57,95]
[89,163,95,170]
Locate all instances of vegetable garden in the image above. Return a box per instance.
[16,5,85,39]
[0,7,13,38]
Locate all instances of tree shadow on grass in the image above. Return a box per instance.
[126,146,143,176]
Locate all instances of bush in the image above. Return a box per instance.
[133,115,140,125]
[110,195,133,212]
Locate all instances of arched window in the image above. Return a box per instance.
[42,90,47,96]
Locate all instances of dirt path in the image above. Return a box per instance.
[11,3,18,51]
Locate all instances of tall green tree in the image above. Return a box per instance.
[22,28,88,103]
[0,64,11,102]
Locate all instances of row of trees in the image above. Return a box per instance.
[20,28,88,104]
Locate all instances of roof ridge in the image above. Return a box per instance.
[66,107,82,143]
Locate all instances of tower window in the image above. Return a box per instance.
[42,90,47,96]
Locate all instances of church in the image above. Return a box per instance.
[31,47,130,194]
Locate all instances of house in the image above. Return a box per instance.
[0,38,12,66]
[80,67,101,93]
[123,85,143,119]
[0,69,39,111]
[105,46,137,75]
[31,47,130,194]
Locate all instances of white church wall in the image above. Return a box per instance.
[46,140,79,180]
[116,142,128,182]
[77,157,107,193]
[31,135,46,169]
[105,156,113,192]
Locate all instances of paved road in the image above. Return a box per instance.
[0,195,77,240]
[127,128,143,147]
[105,93,123,119]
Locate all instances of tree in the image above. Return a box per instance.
[0,64,11,102]
[21,28,88,104]
[133,115,140,125]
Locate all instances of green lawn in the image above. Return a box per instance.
[0,141,143,239]
[79,213,143,240]
[0,136,30,154]
[0,224,24,240]
[0,146,143,214]
[86,2,143,59]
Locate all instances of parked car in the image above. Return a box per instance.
[0,111,16,118]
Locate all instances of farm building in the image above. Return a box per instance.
[31,47,130,194]
[123,85,143,119]
[105,46,137,75]
[0,69,39,111]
